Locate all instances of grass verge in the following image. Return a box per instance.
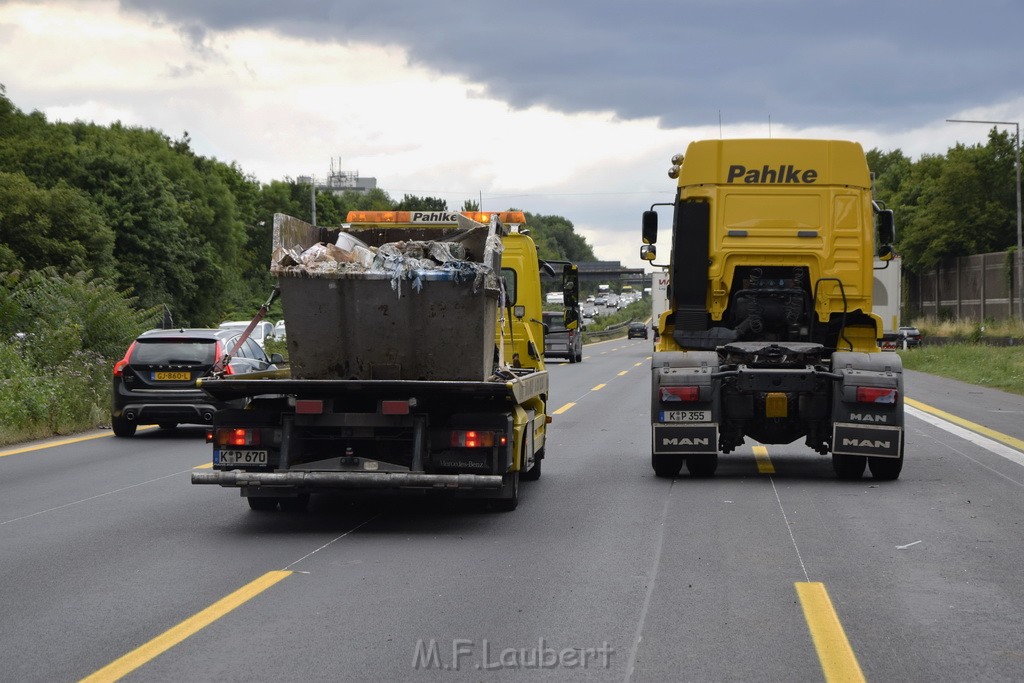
[898,344,1024,397]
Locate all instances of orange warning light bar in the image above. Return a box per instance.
[345,210,526,225]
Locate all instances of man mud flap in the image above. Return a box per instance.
[831,423,902,458]
[652,424,719,455]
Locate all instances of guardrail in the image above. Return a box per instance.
[583,320,635,341]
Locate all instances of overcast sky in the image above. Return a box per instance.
[2,0,1023,271]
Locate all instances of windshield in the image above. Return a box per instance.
[131,340,217,365]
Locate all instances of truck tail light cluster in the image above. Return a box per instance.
[855,387,899,404]
[214,428,261,447]
[660,386,700,402]
[449,430,507,448]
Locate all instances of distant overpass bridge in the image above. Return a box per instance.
[541,260,651,291]
[576,261,649,288]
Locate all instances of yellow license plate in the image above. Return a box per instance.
[153,371,191,381]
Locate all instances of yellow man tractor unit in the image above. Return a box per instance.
[641,138,904,480]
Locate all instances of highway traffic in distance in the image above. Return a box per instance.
[2,338,1023,681]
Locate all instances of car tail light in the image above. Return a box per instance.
[660,386,700,402]
[112,342,136,376]
[450,430,507,448]
[217,428,260,447]
[855,387,898,404]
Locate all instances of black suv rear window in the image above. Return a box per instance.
[131,340,217,365]
[544,313,567,332]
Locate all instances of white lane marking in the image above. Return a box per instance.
[906,405,1024,468]
[896,540,922,550]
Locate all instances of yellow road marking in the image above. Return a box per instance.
[592,383,606,391]
[80,570,292,683]
[634,362,643,367]
[553,403,575,415]
[906,397,1024,452]
[753,445,775,474]
[617,371,628,376]
[796,582,866,683]
[194,462,213,469]
[0,426,158,458]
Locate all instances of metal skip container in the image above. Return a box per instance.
[270,213,502,381]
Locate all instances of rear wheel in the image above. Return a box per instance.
[686,454,719,477]
[279,493,310,512]
[111,415,136,438]
[652,453,683,478]
[521,448,543,481]
[869,435,905,480]
[247,497,278,511]
[832,454,867,480]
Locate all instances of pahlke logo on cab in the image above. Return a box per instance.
[727,164,819,184]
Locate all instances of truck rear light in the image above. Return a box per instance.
[381,400,411,415]
[660,386,700,402]
[450,430,506,448]
[217,428,260,447]
[855,387,899,404]
[295,399,323,414]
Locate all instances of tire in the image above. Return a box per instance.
[111,415,136,438]
[279,493,310,512]
[494,471,519,511]
[521,449,543,481]
[869,435,904,481]
[576,348,583,363]
[832,453,867,480]
[652,453,683,478]
[568,352,577,364]
[158,422,178,430]
[247,497,278,511]
[686,454,719,477]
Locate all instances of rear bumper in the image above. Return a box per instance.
[192,470,504,490]
[112,401,224,425]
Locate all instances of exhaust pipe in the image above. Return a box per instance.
[125,411,136,421]
[203,411,214,422]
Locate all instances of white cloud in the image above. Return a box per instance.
[2,1,1023,273]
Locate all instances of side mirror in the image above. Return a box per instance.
[642,210,658,244]
[640,244,657,261]
[561,264,580,311]
[876,209,895,245]
[878,244,895,261]
[564,305,580,331]
[270,353,286,364]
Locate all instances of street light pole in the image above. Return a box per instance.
[947,118,1023,321]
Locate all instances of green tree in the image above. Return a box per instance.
[0,172,115,277]
[395,194,448,211]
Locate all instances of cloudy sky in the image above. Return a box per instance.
[2,0,1023,270]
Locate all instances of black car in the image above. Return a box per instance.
[627,322,649,339]
[898,326,923,348]
[111,328,284,437]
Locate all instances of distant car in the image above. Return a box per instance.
[594,296,608,306]
[543,310,583,363]
[110,328,284,437]
[627,322,649,339]
[219,320,275,349]
[898,326,923,347]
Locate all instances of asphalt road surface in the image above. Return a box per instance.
[2,340,1023,682]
